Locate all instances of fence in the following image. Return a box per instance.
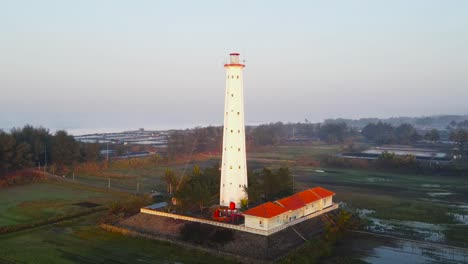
[140,203,338,236]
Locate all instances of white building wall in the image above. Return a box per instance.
[244,211,293,230]
[287,208,304,221]
[323,196,333,208]
[304,201,320,216]
[220,54,248,207]
[244,215,268,230]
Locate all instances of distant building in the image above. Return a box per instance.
[339,145,451,162]
[242,187,335,231]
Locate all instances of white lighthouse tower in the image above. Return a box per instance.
[220,53,248,207]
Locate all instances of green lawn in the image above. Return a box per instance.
[0,181,124,227]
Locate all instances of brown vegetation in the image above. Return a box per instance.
[0,169,46,188]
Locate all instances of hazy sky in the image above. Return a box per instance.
[1,1,467,134]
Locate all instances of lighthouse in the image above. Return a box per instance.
[219,53,248,207]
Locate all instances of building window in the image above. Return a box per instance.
[238,130,240,133]
[226,112,228,115]
[231,129,233,133]
[237,112,240,115]
[239,184,241,187]
[237,75,239,79]
[238,165,241,169]
[231,75,234,79]
[231,94,234,97]
[259,220,263,227]
[238,148,241,151]
[230,166,232,169]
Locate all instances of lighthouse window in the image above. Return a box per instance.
[238,148,241,151]
[237,75,239,79]
[226,112,228,115]
[237,112,240,115]
[239,184,241,187]
[231,94,234,97]
[238,165,241,169]
[231,129,233,133]
[230,166,232,169]
[231,75,234,78]
[238,130,240,133]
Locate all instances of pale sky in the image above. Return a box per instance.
[1,1,467,134]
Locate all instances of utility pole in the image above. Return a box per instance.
[44,146,47,175]
[136,177,140,193]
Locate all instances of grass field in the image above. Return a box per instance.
[66,144,468,246]
[248,145,341,161]
[69,145,340,194]
[2,144,466,263]
[0,181,126,227]
[0,213,235,264]
[0,179,234,264]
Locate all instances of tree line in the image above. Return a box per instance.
[0,125,101,176]
[166,122,358,156]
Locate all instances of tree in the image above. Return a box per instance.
[191,181,211,212]
[450,129,468,160]
[317,122,353,144]
[162,168,178,194]
[0,131,16,175]
[424,129,440,143]
[394,123,420,144]
[52,130,79,173]
[173,165,220,212]
[362,122,395,144]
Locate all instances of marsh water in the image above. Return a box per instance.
[328,232,468,264]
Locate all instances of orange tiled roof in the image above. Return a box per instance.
[295,189,322,204]
[310,187,335,198]
[276,195,305,211]
[242,202,289,219]
[242,186,335,219]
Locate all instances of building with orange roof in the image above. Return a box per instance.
[294,189,323,216]
[310,187,335,209]
[276,195,306,222]
[242,186,335,231]
[242,202,290,230]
